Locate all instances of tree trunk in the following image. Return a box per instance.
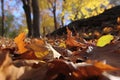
[61,16,64,27]
[1,0,4,36]
[52,0,57,30]
[61,0,65,27]
[22,0,40,38]
[22,0,32,37]
[32,0,40,38]
[53,10,57,30]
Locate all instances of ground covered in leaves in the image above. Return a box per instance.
[0,26,120,80]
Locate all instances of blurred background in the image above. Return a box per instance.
[0,0,120,37]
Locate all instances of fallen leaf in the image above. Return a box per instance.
[26,39,50,59]
[94,61,119,71]
[96,34,114,47]
[45,60,117,80]
[59,40,66,48]
[103,27,113,33]
[117,17,120,24]
[0,51,27,80]
[15,60,48,80]
[46,43,61,59]
[14,50,37,60]
[14,32,28,54]
[45,60,74,80]
[82,41,120,70]
[65,27,86,48]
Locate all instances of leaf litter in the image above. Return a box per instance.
[0,27,120,80]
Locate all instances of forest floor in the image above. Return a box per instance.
[0,21,120,80]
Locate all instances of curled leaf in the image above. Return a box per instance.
[46,43,61,58]
[66,27,86,47]
[14,32,28,54]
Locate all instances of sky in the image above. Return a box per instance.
[0,0,23,17]
[0,0,72,26]
[8,0,24,25]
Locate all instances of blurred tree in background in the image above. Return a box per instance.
[1,0,4,36]
[0,0,119,37]
[22,0,40,38]
[39,0,112,35]
[60,0,111,21]
[0,0,24,38]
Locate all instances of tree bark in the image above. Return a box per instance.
[53,7,57,30]
[53,0,57,30]
[48,0,57,30]
[1,0,4,36]
[61,16,64,27]
[22,0,40,38]
[32,0,40,38]
[22,0,32,37]
[61,0,65,27]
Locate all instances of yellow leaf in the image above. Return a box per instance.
[96,34,114,47]
[14,32,28,54]
[34,51,49,59]
[59,41,66,48]
[27,39,49,59]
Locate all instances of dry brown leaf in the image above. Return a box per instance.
[15,50,37,60]
[73,60,120,80]
[0,48,48,80]
[15,60,48,80]
[0,51,27,80]
[27,38,47,52]
[45,59,120,80]
[117,17,120,24]
[65,27,86,48]
[26,39,50,59]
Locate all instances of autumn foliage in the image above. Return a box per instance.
[0,26,120,80]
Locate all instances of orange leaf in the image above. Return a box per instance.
[94,61,119,71]
[15,50,38,60]
[75,65,103,79]
[86,60,119,71]
[73,61,119,79]
[117,17,120,24]
[65,27,86,47]
[14,32,28,54]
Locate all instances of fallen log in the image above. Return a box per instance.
[49,6,120,36]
